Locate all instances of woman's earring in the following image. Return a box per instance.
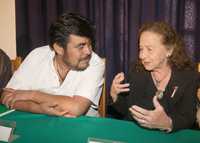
[167,54,170,58]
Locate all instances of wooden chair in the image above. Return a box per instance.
[196,63,200,127]
[197,88,200,127]
[98,80,106,117]
[198,63,200,73]
[11,57,22,72]
[98,58,106,117]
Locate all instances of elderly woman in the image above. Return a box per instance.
[110,22,199,132]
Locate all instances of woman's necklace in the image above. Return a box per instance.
[152,70,171,89]
[155,90,164,100]
[151,70,171,99]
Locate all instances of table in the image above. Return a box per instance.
[0,105,200,143]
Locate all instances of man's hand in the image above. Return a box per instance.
[1,88,34,109]
[110,72,130,102]
[129,96,172,131]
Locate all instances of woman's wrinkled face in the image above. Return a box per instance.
[139,31,172,71]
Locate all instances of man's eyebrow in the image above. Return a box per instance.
[78,42,86,45]
[75,42,87,48]
[77,42,87,47]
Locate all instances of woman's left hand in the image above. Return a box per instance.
[129,96,172,131]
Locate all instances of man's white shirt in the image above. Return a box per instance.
[7,45,105,116]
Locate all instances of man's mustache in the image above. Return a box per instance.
[81,55,91,61]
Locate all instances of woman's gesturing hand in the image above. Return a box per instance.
[110,72,130,102]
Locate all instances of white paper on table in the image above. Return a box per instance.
[0,125,12,142]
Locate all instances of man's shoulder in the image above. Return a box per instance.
[21,45,53,67]
[89,52,105,67]
[29,45,52,55]
[25,45,53,60]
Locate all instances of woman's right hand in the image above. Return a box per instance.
[110,72,130,102]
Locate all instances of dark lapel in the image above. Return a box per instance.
[165,70,187,105]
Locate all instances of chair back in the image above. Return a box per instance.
[196,63,200,127]
[98,80,106,117]
[98,58,106,117]
[11,57,22,72]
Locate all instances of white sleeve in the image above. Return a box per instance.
[6,48,46,89]
[74,56,105,106]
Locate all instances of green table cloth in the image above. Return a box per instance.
[0,105,200,143]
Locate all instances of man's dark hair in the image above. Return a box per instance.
[49,13,95,49]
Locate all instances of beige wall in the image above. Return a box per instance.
[0,0,16,59]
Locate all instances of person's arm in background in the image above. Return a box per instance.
[196,73,200,127]
[0,49,12,92]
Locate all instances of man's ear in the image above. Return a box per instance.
[53,43,64,56]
